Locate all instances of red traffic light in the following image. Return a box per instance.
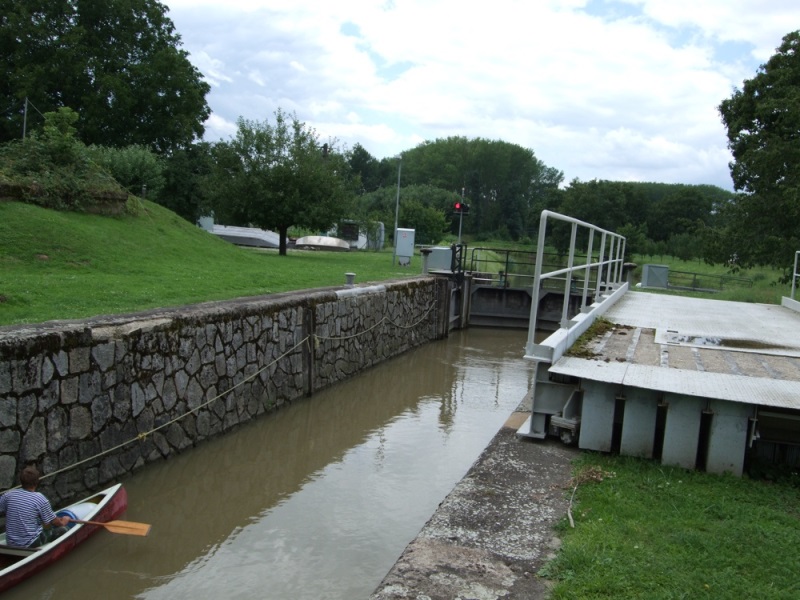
[454,201,470,214]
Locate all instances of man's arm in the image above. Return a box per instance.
[50,515,70,528]
[36,495,65,529]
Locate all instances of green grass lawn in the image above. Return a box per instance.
[0,200,417,325]
[543,454,800,599]
[630,254,793,305]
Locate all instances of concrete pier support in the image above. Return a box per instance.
[706,400,752,476]
[661,394,704,470]
[620,388,659,459]
[578,380,616,452]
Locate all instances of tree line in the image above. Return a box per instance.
[1,1,798,274]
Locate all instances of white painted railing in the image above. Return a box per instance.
[524,210,627,358]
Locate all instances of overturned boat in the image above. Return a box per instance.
[294,235,350,251]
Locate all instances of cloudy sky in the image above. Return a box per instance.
[163,0,795,190]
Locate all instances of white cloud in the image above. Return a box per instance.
[203,112,237,142]
[623,0,795,57]
[163,0,796,189]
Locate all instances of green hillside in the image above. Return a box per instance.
[0,200,411,326]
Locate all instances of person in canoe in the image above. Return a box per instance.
[0,466,70,548]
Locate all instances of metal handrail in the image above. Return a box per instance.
[524,211,626,356]
[468,247,568,288]
[668,270,753,291]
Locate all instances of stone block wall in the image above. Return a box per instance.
[0,276,450,504]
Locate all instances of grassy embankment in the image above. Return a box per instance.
[3,200,799,598]
[0,199,416,326]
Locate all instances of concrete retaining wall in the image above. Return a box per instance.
[0,277,450,503]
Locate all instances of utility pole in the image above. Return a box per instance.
[392,155,402,265]
[22,97,28,139]
[453,192,470,244]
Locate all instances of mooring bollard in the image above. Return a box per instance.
[420,248,433,274]
[345,272,356,286]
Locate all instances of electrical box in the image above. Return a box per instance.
[642,264,669,288]
[427,247,453,271]
[396,228,415,266]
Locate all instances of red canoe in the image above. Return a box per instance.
[0,483,127,593]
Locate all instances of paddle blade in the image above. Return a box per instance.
[103,520,151,536]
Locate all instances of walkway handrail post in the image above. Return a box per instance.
[617,237,627,282]
[581,228,595,311]
[560,222,579,328]
[596,231,607,297]
[526,213,551,356]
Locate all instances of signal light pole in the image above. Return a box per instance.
[453,189,469,243]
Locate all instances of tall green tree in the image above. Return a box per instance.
[648,187,713,243]
[398,199,448,245]
[0,0,210,151]
[558,180,645,232]
[211,110,356,255]
[157,142,215,223]
[347,143,382,193]
[550,180,634,254]
[716,30,800,269]
[398,137,563,240]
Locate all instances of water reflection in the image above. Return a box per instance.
[8,328,533,600]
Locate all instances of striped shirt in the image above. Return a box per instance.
[0,489,57,547]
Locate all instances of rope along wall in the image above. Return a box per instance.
[24,297,439,489]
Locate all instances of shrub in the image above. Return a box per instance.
[0,107,126,211]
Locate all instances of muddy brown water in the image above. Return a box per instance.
[9,328,536,599]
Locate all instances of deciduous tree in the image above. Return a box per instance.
[211,110,356,255]
[347,143,382,193]
[156,143,215,223]
[398,137,563,240]
[716,30,800,269]
[0,0,210,152]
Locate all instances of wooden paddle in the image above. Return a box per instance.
[69,519,151,536]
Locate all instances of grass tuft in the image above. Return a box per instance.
[565,317,615,358]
